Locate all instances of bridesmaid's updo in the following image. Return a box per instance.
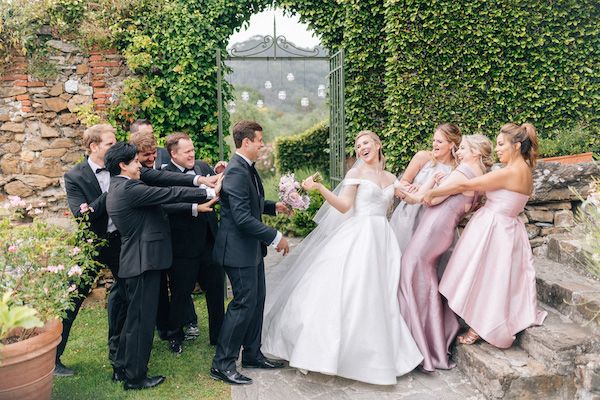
[500,123,538,169]
[434,123,462,166]
[355,130,385,168]
[463,134,494,171]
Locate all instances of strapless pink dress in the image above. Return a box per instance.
[439,189,547,348]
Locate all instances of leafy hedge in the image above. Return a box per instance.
[2,0,598,172]
[275,121,329,175]
[382,0,599,171]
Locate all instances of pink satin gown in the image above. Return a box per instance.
[439,189,547,348]
[398,164,478,372]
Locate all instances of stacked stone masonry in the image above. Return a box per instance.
[0,40,129,212]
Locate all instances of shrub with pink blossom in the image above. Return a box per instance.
[0,197,102,343]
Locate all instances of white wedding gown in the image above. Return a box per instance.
[262,178,423,385]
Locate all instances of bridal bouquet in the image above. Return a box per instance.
[278,173,312,210]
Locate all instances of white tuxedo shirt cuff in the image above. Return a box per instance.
[270,231,283,247]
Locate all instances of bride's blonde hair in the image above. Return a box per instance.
[355,130,385,169]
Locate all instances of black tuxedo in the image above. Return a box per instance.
[106,176,209,381]
[212,154,277,371]
[62,160,199,366]
[160,161,224,343]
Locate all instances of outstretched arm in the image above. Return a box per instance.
[423,167,509,205]
[302,172,358,214]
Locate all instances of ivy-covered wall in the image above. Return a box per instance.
[275,121,329,175]
[1,0,598,171]
[382,0,599,170]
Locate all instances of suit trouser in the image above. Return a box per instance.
[56,234,121,362]
[115,269,161,381]
[183,253,225,344]
[212,261,265,371]
[100,233,127,366]
[165,256,201,341]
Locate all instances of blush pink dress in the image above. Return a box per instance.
[398,164,478,372]
[439,189,547,348]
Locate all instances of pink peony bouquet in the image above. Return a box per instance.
[278,173,311,210]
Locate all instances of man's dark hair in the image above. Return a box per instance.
[129,118,152,134]
[105,142,138,176]
[232,120,262,148]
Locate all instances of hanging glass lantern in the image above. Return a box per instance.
[317,84,326,98]
[264,80,272,89]
[278,90,287,101]
[241,91,250,102]
[256,99,264,108]
[286,73,295,81]
[227,100,236,114]
[300,97,309,107]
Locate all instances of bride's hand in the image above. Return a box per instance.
[399,190,422,205]
[302,176,319,191]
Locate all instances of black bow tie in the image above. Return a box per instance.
[95,167,107,174]
[183,168,193,173]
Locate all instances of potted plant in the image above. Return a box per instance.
[538,123,598,164]
[0,196,101,400]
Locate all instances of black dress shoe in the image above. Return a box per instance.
[242,358,285,369]
[112,367,126,382]
[209,368,253,385]
[54,360,75,377]
[123,375,166,390]
[169,339,182,354]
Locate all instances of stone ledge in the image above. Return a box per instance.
[547,233,597,281]
[454,342,576,399]
[535,256,600,332]
[517,305,600,375]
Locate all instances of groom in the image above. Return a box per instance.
[210,120,290,385]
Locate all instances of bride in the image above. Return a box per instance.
[262,130,422,385]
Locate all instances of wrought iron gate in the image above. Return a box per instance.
[216,24,345,181]
[328,49,345,185]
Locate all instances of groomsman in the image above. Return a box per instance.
[62,124,214,380]
[210,120,289,385]
[129,119,170,169]
[161,132,225,353]
[105,142,220,390]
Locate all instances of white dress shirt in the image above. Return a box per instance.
[171,160,216,217]
[88,158,117,233]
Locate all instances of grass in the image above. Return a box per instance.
[52,296,230,400]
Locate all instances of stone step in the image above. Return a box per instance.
[534,255,600,333]
[517,304,600,375]
[454,341,576,399]
[546,232,598,281]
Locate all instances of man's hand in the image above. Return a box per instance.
[275,201,292,215]
[276,237,289,256]
[214,161,228,174]
[214,174,224,197]
[197,197,219,213]
[197,174,220,188]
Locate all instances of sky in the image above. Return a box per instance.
[227,8,321,50]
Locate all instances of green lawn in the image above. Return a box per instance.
[52,296,230,400]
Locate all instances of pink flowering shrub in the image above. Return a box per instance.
[0,197,103,342]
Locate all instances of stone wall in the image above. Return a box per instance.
[0,40,128,213]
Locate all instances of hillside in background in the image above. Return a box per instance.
[225,36,329,140]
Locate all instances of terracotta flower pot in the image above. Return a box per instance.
[539,152,594,165]
[0,319,62,400]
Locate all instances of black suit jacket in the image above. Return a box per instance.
[64,159,198,238]
[106,177,210,278]
[212,154,277,268]
[162,160,218,258]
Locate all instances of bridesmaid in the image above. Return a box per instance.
[423,123,547,348]
[390,123,461,252]
[397,135,493,372]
